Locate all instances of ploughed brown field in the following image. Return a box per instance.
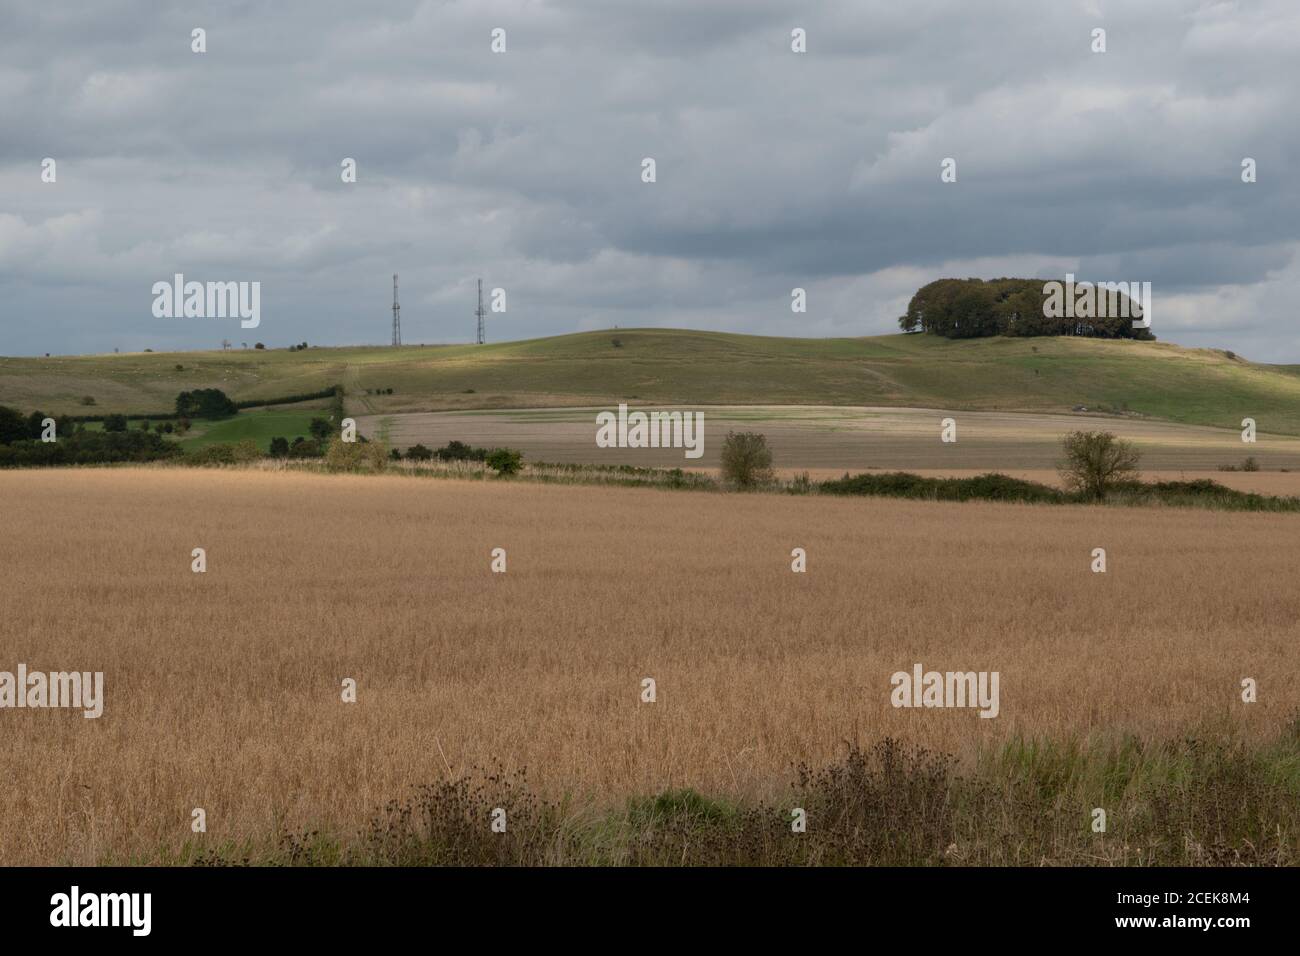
[0,467,1295,865]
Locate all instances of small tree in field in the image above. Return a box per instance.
[485,448,523,476]
[1059,430,1140,501]
[721,431,775,489]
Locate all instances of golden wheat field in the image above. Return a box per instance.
[1,467,1296,865]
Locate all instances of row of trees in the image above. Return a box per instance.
[0,406,68,445]
[3,405,198,443]
[402,440,489,462]
[898,278,1154,340]
[263,433,522,474]
[97,415,187,435]
[396,440,521,473]
[0,427,182,467]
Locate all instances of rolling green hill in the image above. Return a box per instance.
[3,330,1299,434]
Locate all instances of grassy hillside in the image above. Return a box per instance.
[4,330,1300,434]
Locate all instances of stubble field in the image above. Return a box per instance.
[0,467,1296,865]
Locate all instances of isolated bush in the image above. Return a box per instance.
[80,396,96,406]
[486,448,523,476]
[720,431,774,489]
[1058,430,1140,501]
[325,437,388,473]
[1242,456,1260,472]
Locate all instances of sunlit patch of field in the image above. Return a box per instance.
[360,404,1300,472]
[0,468,1295,865]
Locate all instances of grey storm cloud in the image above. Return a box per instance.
[0,0,1297,358]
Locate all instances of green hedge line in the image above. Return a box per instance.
[64,384,342,422]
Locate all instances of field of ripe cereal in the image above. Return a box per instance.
[0,467,1296,865]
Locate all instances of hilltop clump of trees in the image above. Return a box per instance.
[898,278,1155,340]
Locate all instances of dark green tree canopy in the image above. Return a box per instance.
[899,278,1155,340]
[175,388,238,419]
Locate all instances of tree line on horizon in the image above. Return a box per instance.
[898,278,1156,340]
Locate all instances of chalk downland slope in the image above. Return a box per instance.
[3,330,1299,434]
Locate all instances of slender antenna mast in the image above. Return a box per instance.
[391,273,401,347]
[475,278,486,345]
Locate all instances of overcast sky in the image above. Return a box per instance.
[1,0,1297,360]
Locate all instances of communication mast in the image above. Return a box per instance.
[391,273,401,347]
[475,279,486,345]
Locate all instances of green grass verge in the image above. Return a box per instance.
[152,727,1298,867]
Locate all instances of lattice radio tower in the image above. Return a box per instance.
[475,278,486,345]
[391,273,401,347]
